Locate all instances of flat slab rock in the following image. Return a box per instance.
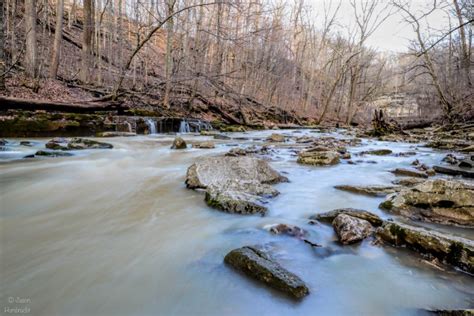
[310,208,384,227]
[334,184,401,196]
[390,168,429,178]
[380,179,474,227]
[45,137,113,150]
[376,221,474,274]
[224,246,309,299]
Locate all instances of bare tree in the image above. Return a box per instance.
[50,0,65,78]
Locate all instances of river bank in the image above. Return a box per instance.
[1,129,473,315]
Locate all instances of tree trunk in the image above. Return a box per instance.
[0,0,6,91]
[80,0,93,83]
[163,0,176,109]
[49,0,64,78]
[24,0,38,78]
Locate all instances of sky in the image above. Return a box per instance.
[306,0,453,52]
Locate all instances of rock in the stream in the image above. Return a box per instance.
[427,309,474,315]
[193,141,215,149]
[361,149,393,156]
[20,141,33,147]
[45,137,113,150]
[459,145,474,153]
[205,180,278,215]
[67,138,114,150]
[265,224,308,239]
[186,156,287,189]
[332,214,373,245]
[297,150,340,166]
[380,179,474,227]
[35,150,73,157]
[97,131,136,137]
[186,156,287,215]
[267,133,285,142]
[224,246,309,299]
[0,139,7,146]
[45,137,68,150]
[376,221,474,273]
[334,184,401,196]
[392,177,426,187]
[433,165,474,178]
[214,134,231,140]
[390,168,429,178]
[309,208,384,227]
[171,137,187,149]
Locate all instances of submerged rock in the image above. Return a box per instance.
[376,221,474,274]
[267,133,285,142]
[334,184,401,196]
[310,208,383,227]
[361,149,392,156]
[213,134,231,140]
[97,131,136,137]
[297,150,340,166]
[427,309,474,315]
[265,224,308,239]
[193,141,215,149]
[332,214,373,244]
[171,137,187,149]
[390,168,429,178]
[380,179,474,227]
[35,150,73,157]
[20,141,33,147]
[224,246,309,299]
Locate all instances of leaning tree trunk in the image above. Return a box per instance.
[49,0,64,78]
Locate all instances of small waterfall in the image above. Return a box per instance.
[179,120,191,133]
[146,119,157,134]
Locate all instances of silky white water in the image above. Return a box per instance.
[1,129,473,316]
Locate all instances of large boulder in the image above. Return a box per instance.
[332,214,373,244]
[334,184,401,196]
[376,221,474,274]
[310,208,383,227]
[171,137,187,149]
[186,156,287,189]
[297,150,340,166]
[380,179,474,227]
[224,246,309,299]
[186,156,287,215]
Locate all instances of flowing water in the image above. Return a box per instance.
[1,130,473,316]
[146,119,157,134]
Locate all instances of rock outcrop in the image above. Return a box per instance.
[332,214,373,244]
[376,222,474,274]
[224,246,309,299]
[380,179,474,227]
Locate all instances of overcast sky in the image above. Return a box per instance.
[306,0,452,52]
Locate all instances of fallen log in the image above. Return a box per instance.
[0,96,128,114]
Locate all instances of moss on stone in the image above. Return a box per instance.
[379,200,393,210]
